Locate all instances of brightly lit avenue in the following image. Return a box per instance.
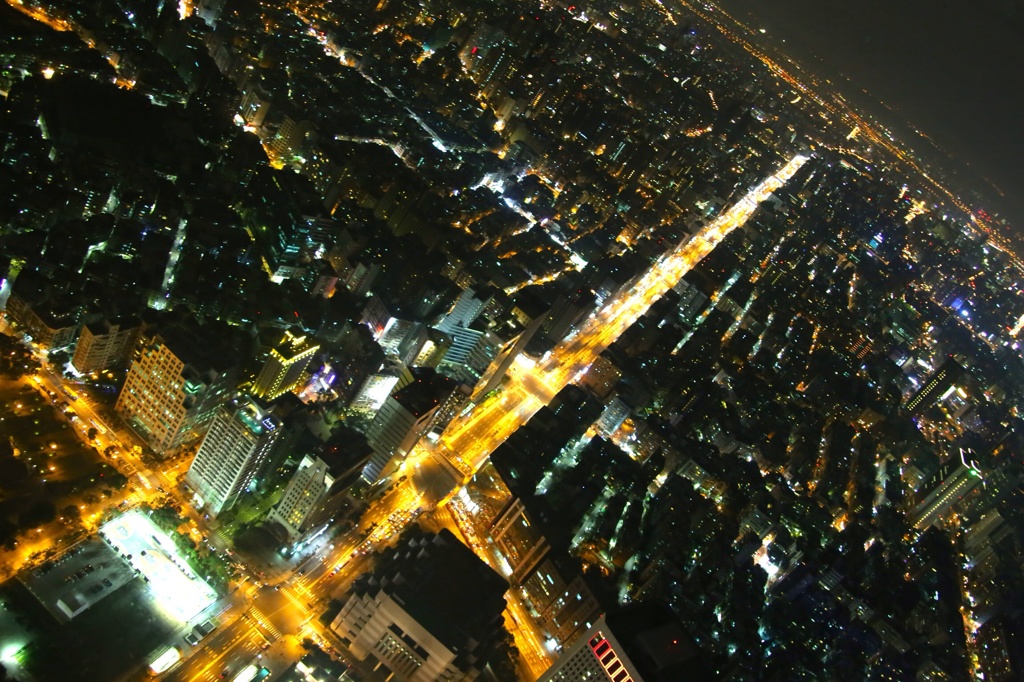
[99,510,217,624]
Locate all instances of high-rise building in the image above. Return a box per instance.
[595,397,632,438]
[904,358,964,415]
[239,83,272,128]
[544,289,597,342]
[348,362,415,416]
[237,171,320,282]
[910,450,984,531]
[251,328,319,401]
[269,116,312,162]
[359,296,390,339]
[331,530,507,682]
[409,329,452,369]
[362,369,458,483]
[184,397,282,516]
[194,0,225,26]
[267,453,342,542]
[540,603,712,682]
[523,557,604,651]
[71,316,142,374]
[373,181,425,237]
[434,288,491,334]
[116,320,237,455]
[377,318,429,366]
[436,326,503,385]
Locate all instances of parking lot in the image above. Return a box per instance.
[21,537,136,623]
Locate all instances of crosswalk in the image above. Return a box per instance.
[246,607,282,640]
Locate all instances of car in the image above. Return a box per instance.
[184,633,199,647]
[102,578,112,587]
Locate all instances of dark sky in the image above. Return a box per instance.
[711,0,1024,225]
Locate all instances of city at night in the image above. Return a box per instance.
[0,0,1021,681]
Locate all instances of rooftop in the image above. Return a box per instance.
[356,529,506,653]
[392,368,458,418]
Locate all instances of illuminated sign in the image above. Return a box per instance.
[588,632,634,682]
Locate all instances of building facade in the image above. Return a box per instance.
[71,317,141,374]
[267,453,337,541]
[362,369,457,483]
[6,291,79,352]
[184,397,282,516]
[251,328,319,401]
[331,530,507,682]
[116,324,236,455]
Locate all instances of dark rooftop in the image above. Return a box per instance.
[392,367,458,418]
[604,602,716,682]
[358,529,506,653]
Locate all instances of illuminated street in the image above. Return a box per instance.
[410,153,809,502]
[0,0,1017,676]
[298,153,813,678]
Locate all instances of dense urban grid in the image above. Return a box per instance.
[0,0,1021,681]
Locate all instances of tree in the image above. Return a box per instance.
[0,333,40,378]
[0,518,18,550]
[48,347,71,370]
[19,500,57,529]
[87,427,98,441]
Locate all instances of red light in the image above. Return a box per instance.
[471,46,478,54]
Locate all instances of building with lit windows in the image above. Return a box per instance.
[71,316,142,374]
[490,497,550,585]
[539,603,711,682]
[348,362,415,416]
[115,320,237,455]
[239,82,271,128]
[433,287,491,334]
[251,328,319,401]
[267,453,343,542]
[377,318,429,366]
[910,451,985,531]
[5,287,80,352]
[330,530,507,682]
[362,369,458,483]
[435,326,503,385]
[184,397,282,517]
[904,358,964,415]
